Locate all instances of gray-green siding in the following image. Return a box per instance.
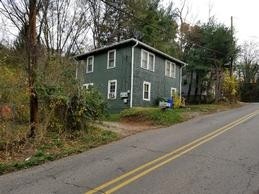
[79,46,132,112]
[133,47,180,107]
[77,45,181,112]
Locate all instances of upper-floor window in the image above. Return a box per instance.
[165,60,176,78]
[107,50,116,69]
[86,56,94,73]
[83,83,94,90]
[141,49,155,72]
[143,81,151,101]
[107,80,117,99]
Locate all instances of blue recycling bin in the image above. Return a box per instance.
[167,97,174,108]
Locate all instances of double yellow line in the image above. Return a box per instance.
[86,110,259,194]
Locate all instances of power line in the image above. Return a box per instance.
[99,0,227,56]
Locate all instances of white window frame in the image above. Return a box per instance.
[86,56,94,73]
[171,87,177,96]
[148,53,155,71]
[143,81,151,101]
[141,49,155,72]
[83,83,94,90]
[141,49,148,69]
[171,62,176,78]
[165,60,171,77]
[107,49,116,69]
[165,60,176,78]
[107,80,117,100]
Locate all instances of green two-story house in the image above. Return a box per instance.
[75,38,186,112]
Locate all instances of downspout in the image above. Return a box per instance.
[179,66,182,99]
[130,41,139,108]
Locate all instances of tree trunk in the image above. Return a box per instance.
[215,66,223,103]
[199,81,203,104]
[205,72,213,103]
[187,70,193,103]
[215,67,219,102]
[194,72,200,103]
[27,0,38,138]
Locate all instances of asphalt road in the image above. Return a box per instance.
[1,103,259,194]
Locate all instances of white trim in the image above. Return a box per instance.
[107,80,117,100]
[141,49,155,72]
[83,83,94,89]
[86,56,94,73]
[173,63,176,78]
[130,41,139,108]
[141,49,148,69]
[148,52,155,72]
[75,38,187,67]
[165,60,176,78]
[165,60,170,77]
[171,87,177,96]
[107,49,116,69]
[143,81,151,101]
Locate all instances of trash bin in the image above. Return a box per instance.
[167,98,173,108]
[167,96,175,109]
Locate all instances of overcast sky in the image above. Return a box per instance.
[163,0,259,44]
[1,1,258,47]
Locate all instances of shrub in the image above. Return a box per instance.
[173,95,182,108]
[66,88,107,132]
[38,83,107,133]
[222,71,239,102]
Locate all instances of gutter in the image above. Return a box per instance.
[74,38,187,67]
[136,40,187,67]
[130,41,139,108]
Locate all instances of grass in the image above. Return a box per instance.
[0,126,118,175]
[0,103,242,175]
[109,103,243,126]
[120,107,184,126]
[188,103,241,113]
[105,113,121,122]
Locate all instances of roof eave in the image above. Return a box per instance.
[74,38,136,60]
[73,38,187,66]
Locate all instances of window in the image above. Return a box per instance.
[148,53,155,71]
[141,49,155,71]
[86,56,94,73]
[143,81,151,101]
[165,60,176,78]
[108,80,117,99]
[141,50,148,69]
[165,61,171,77]
[171,88,177,96]
[107,50,116,69]
[83,83,93,90]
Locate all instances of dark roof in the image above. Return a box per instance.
[74,38,187,66]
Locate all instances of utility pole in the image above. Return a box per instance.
[230,16,234,76]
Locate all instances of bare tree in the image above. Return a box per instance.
[0,0,39,137]
[175,0,191,54]
[0,0,92,137]
[87,0,105,48]
[38,0,91,55]
[238,41,259,83]
[27,0,38,137]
